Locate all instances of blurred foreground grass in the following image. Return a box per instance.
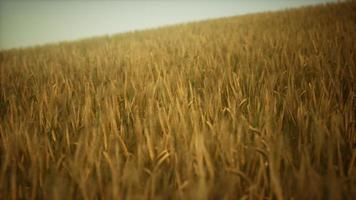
[0,2,355,199]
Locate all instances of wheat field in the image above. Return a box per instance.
[0,2,355,200]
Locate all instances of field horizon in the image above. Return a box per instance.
[1,1,356,200]
[0,1,338,52]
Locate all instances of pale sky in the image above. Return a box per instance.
[0,0,337,50]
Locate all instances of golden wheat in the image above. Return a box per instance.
[0,2,355,200]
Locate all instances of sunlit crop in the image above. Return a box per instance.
[0,2,355,199]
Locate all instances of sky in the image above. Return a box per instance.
[0,0,337,50]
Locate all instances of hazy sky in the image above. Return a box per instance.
[0,0,337,50]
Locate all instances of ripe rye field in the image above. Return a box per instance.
[0,2,356,200]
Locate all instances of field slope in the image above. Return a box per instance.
[1,2,356,200]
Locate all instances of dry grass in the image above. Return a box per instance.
[1,2,356,200]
